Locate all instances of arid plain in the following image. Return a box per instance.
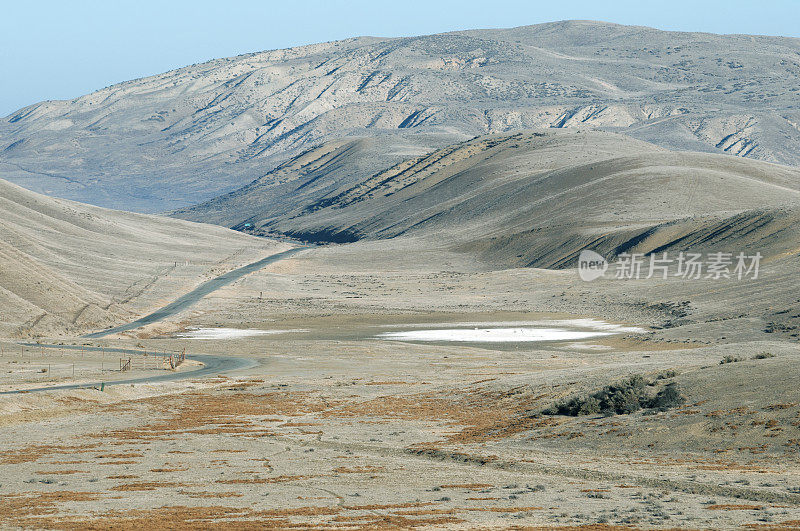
[2,232,800,528]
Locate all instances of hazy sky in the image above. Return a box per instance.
[2,0,799,116]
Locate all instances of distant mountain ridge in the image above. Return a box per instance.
[1,20,799,212]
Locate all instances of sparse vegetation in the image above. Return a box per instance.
[649,383,684,410]
[752,352,775,360]
[720,355,743,364]
[542,375,685,417]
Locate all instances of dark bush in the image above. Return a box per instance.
[543,375,685,417]
[648,382,685,410]
[577,396,601,416]
[656,370,678,380]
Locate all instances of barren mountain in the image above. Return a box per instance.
[2,21,799,212]
[0,178,280,337]
[175,129,800,267]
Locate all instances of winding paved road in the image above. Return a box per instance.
[4,246,306,394]
[0,345,258,395]
[84,247,307,338]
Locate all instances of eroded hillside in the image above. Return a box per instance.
[2,21,799,212]
[175,130,800,268]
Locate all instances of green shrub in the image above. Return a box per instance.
[543,375,684,417]
[648,382,685,410]
[577,396,601,416]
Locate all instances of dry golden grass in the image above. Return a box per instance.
[439,483,494,490]
[390,508,459,516]
[0,442,101,464]
[179,491,243,499]
[0,491,100,524]
[463,505,545,513]
[707,504,765,511]
[94,390,338,443]
[34,469,86,475]
[6,376,793,530]
[341,502,435,510]
[322,386,556,445]
[744,520,800,530]
[110,481,187,491]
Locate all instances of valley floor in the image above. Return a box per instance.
[1,239,799,529]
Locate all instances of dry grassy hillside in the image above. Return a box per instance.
[176,130,800,268]
[0,178,281,337]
